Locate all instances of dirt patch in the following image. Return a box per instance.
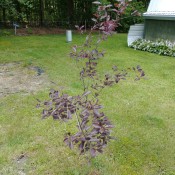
[16,28,67,36]
[0,62,50,98]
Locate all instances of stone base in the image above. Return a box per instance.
[127,24,144,46]
[144,19,175,42]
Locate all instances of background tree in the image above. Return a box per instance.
[0,0,149,31]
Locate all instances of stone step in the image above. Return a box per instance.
[135,24,144,26]
[129,26,145,30]
[127,23,145,46]
[128,31,144,36]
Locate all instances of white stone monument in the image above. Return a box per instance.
[143,0,175,41]
[128,0,175,46]
[144,0,175,17]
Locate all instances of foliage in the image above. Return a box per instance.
[0,0,32,22]
[0,0,148,31]
[117,0,146,32]
[26,28,33,34]
[130,39,175,57]
[0,29,13,36]
[100,0,148,32]
[0,0,94,27]
[37,1,144,158]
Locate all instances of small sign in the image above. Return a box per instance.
[13,23,19,28]
[13,23,19,35]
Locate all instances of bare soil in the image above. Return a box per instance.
[0,62,50,98]
[16,28,67,36]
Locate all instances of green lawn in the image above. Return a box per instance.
[0,34,175,175]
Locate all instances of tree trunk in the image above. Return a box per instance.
[2,8,6,22]
[39,0,44,26]
[67,0,74,24]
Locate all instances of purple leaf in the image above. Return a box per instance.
[75,25,79,29]
[105,125,114,129]
[90,148,96,157]
[90,138,99,142]
[80,25,84,30]
[93,124,101,129]
[82,91,91,97]
[69,141,73,149]
[106,4,112,8]
[67,110,72,119]
[140,71,145,77]
[97,149,103,153]
[92,18,97,22]
[92,1,101,5]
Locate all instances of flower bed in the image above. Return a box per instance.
[130,39,175,57]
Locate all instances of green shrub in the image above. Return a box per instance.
[117,1,146,33]
[130,39,175,57]
[27,28,33,34]
[0,29,13,36]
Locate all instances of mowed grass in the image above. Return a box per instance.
[0,34,175,175]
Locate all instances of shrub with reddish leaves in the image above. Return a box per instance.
[38,1,144,158]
